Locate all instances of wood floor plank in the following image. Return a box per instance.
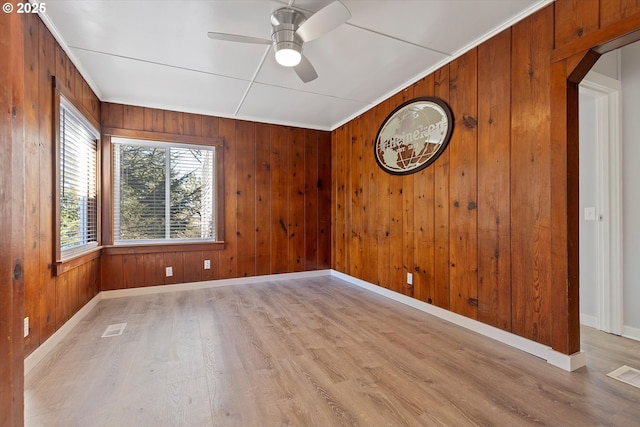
[25,276,640,426]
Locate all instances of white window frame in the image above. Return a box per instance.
[111,136,222,245]
[54,81,101,263]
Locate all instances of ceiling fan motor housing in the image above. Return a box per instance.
[271,8,306,65]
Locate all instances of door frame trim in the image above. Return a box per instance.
[580,70,623,335]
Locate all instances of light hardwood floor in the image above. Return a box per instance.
[24,276,640,426]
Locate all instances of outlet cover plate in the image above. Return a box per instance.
[165,266,173,277]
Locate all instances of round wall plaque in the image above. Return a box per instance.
[374,97,453,175]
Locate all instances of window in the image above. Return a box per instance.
[57,98,100,259]
[112,137,219,244]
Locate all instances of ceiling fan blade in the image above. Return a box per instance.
[294,55,318,83]
[295,1,351,42]
[207,32,271,45]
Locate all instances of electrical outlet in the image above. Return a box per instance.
[204,259,211,270]
[165,266,173,277]
[24,317,29,338]
[407,272,413,285]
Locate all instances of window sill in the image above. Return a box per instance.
[101,241,225,256]
[54,246,102,276]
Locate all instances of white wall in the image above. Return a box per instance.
[578,94,598,326]
[592,50,620,80]
[621,41,640,335]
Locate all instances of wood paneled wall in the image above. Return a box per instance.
[21,13,102,358]
[7,8,640,424]
[100,103,332,290]
[1,11,26,426]
[331,0,640,355]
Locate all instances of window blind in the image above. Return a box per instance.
[112,138,216,244]
[59,103,98,257]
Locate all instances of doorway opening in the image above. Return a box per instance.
[578,64,623,336]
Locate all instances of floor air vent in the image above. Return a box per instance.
[101,323,127,338]
[607,365,640,389]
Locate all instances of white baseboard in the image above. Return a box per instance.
[24,293,101,375]
[24,269,332,376]
[330,270,586,372]
[25,269,587,376]
[101,269,332,299]
[580,313,599,328]
[622,325,640,342]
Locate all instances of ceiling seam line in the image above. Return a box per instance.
[68,45,253,83]
[234,45,272,117]
[344,23,452,57]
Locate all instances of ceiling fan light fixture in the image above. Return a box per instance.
[274,44,302,67]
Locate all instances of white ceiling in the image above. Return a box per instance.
[41,0,553,131]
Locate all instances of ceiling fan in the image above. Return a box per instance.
[207,1,351,83]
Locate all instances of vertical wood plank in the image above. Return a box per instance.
[477,31,513,331]
[203,115,221,280]
[511,7,554,346]
[349,117,364,280]
[236,121,257,277]
[55,44,68,91]
[317,131,332,269]
[77,264,88,308]
[433,66,451,309]
[304,130,319,271]
[143,253,165,287]
[122,254,143,288]
[0,11,26,424]
[288,127,306,271]
[55,273,70,328]
[388,92,407,294]
[163,110,184,135]
[143,107,164,132]
[81,80,91,116]
[412,75,436,302]
[202,250,218,281]
[123,105,144,130]
[255,123,272,275]
[219,118,238,278]
[164,252,185,285]
[183,251,203,283]
[333,125,347,273]
[401,86,416,297]
[70,60,81,101]
[79,262,91,310]
[66,267,79,316]
[103,103,124,129]
[270,125,289,274]
[23,14,40,355]
[184,114,203,137]
[202,115,220,138]
[448,49,479,319]
[88,259,99,300]
[38,20,57,344]
[555,0,601,46]
[101,255,124,291]
[375,100,391,289]
[87,83,100,119]
[361,109,378,285]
